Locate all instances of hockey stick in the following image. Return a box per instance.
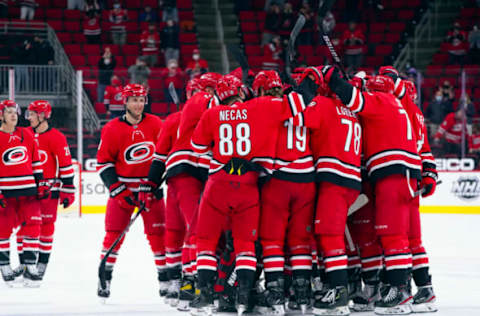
[413,180,442,198]
[227,44,250,84]
[168,82,180,111]
[285,14,306,86]
[98,202,146,291]
[345,194,369,252]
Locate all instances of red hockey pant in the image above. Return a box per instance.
[260,178,315,280]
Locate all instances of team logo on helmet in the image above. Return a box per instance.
[123,142,155,165]
[2,146,28,165]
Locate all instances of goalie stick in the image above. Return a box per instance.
[98,202,147,294]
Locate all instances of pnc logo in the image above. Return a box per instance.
[2,146,28,165]
[123,142,155,165]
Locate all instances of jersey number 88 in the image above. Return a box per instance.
[219,123,251,156]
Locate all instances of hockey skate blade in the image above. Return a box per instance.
[23,279,41,288]
[411,301,438,313]
[99,297,108,305]
[350,303,374,312]
[374,304,412,315]
[300,304,307,314]
[313,305,350,315]
[177,299,191,311]
[237,304,247,316]
[272,304,286,315]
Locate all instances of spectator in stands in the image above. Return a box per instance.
[33,36,54,65]
[0,0,8,19]
[445,22,468,65]
[140,23,161,67]
[439,80,455,102]
[469,24,480,64]
[278,2,294,41]
[342,21,365,72]
[19,0,36,21]
[461,93,476,123]
[14,39,36,91]
[139,6,158,23]
[84,0,100,16]
[97,47,116,102]
[186,48,208,79]
[161,0,178,22]
[68,0,84,10]
[262,35,283,71]
[161,19,180,65]
[426,89,454,138]
[104,75,124,118]
[433,107,470,156]
[128,57,151,86]
[162,59,185,104]
[262,3,282,45]
[83,11,101,44]
[468,123,480,156]
[109,2,128,46]
[298,1,315,45]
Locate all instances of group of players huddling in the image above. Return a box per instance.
[0,63,439,316]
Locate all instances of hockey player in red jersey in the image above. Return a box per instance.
[12,100,75,282]
[321,66,423,314]
[161,73,219,305]
[379,66,438,313]
[96,84,167,299]
[252,70,316,314]
[103,75,124,118]
[0,100,50,287]
[289,67,362,315]
[190,74,307,315]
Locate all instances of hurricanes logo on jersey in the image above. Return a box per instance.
[2,146,28,165]
[124,142,155,165]
[39,150,48,165]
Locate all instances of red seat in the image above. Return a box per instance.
[123,45,139,56]
[247,56,263,67]
[127,33,141,43]
[389,22,405,32]
[48,20,63,31]
[125,55,137,67]
[64,10,82,20]
[125,21,138,32]
[425,65,444,76]
[365,56,383,66]
[444,66,461,76]
[241,21,258,33]
[86,55,100,66]
[398,10,414,20]
[70,55,86,67]
[72,33,86,43]
[243,33,260,44]
[64,21,81,32]
[179,11,194,20]
[306,55,325,66]
[126,0,139,9]
[46,8,63,19]
[94,102,107,114]
[432,53,448,64]
[106,45,120,55]
[64,44,81,55]
[177,0,192,10]
[298,45,313,57]
[257,11,266,21]
[51,0,66,7]
[179,33,197,44]
[143,0,159,8]
[180,45,199,55]
[151,102,169,114]
[245,45,262,56]
[83,44,101,55]
[150,90,165,102]
[57,32,71,43]
[368,33,384,43]
[239,11,256,21]
[375,45,393,56]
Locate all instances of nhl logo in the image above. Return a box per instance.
[452,176,480,200]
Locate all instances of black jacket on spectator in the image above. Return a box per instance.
[426,98,454,124]
[161,24,180,49]
[34,41,54,64]
[15,42,37,64]
[98,56,117,85]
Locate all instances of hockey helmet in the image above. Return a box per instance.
[252,70,283,96]
[216,75,243,102]
[186,78,201,98]
[0,100,21,116]
[27,100,52,119]
[198,72,221,91]
[122,84,147,103]
[403,80,418,102]
[365,75,394,94]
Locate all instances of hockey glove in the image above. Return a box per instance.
[109,182,139,209]
[37,180,51,200]
[420,170,438,198]
[137,180,163,210]
[59,184,76,208]
[320,65,340,84]
[0,190,6,211]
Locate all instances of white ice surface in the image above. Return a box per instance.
[0,213,479,316]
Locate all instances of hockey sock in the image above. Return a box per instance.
[147,234,166,276]
[100,231,125,271]
[188,235,197,276]
[197,252,217,289]
[16,235,24,264]
[262,241,285,283]
[380,235,411,286]
[289,243,312,280]
[165,229,183,277]
[181,243,192,277]
[20,224,40,265]
[0,239,9,265]
[409,238,431,286]
[39,222,55,264]
[318,235,348,287]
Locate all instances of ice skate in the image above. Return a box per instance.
[411,285,437,313]
[236,279,251,316]
[159,280,169,297]
[265,280,286,315]
[97,269,112,303]
[0,265,16,287]
[12,264,25,278]
[313,286,350,316]
[351,282,381,311]
[23,264,42,288]
[37,263,47,280]
[292,277,310,314]
[177,276,196,311]
[165,278,181,306]
[374,285,412,315]
[190,286,214,316]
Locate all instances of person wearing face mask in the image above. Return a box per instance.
[104,75,124,118]
[97,47,117,103]
[425,89,454,138]
[140,23,161,67]
[185,49,208,79]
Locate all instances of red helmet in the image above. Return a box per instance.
[299,66,333,97]
[229,67,255,81]
[0,100,21,116]
[366,75,394,94]
[403,80,418,102]
[122,84,147,103]
[198,72,221,91]
[27,100,52,119]
[252,70,282,96]
[378,65,399,78]
[216,75,243,102]
[186,78,201,98]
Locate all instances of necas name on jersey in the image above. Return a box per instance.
[219,109,248,121]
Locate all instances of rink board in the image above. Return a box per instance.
[79,171,480,215]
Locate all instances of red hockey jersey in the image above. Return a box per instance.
[32,127,74,197]
[149,111,182,185]
[104,85,124,112]
[0,127,43,197]
[165,91,218,181]
[97,114,162,191]
[191,93,306,176]
[344,88,422,181]
[291,96,362,190]
[140,30,160,55]
[434,112,466,145]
